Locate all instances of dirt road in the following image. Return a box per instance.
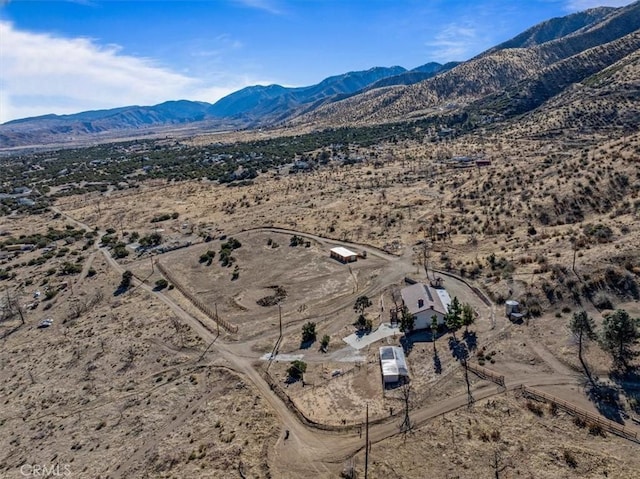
[51,206,637,476]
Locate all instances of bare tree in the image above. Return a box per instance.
[421,241,431,282]
[399,381,413,436]
[2,289,25,325]
[170,316,185,348]
[490,448,512,479]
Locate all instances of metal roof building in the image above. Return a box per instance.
[379,346,409,384]
[330,246,358,263]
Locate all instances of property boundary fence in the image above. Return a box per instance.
[518,385,639,442]
[466,363,506,388]
[156,261,238,334]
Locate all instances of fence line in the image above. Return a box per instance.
[518,385,639,442]
[156,261,238,334]
[466,363,506,388]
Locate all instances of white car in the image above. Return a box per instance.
[38,318,53,328]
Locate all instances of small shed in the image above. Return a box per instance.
[505,300,524,320]
[330,246,358,263]
[379,346,409,384]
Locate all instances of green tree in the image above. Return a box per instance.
[354,295,372,315]
[139,232,162,248]
[113,243,129,259]
[354,295,373,332]
[431,315,439,355]
[445,296,463,334]
[301,321,317,343]
[320,334,330,352]
[569,310,597,384]
[399,306,415,333]
[601,309,640,370]
[119,270,133,291]
[461,303,476,332]
[155,278,169,290]
[287,360,307,381]
[355,314,373,332]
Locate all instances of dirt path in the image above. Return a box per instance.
[51,206,639,475]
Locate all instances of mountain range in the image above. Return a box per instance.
[1,2,639,148]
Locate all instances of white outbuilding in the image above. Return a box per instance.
[330,246,358,263]
[379,346,409,384]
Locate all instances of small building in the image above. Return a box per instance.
[400,283,451,330]
[505,300,524,320]
[379,346,409,384]
[330,246,358,263]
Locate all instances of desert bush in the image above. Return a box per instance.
[593,291,614,310]
[287,360,307,380]
[588,422,605,437]
[301,322,316,343]
[525,401,544,416]
[563,450,578,468]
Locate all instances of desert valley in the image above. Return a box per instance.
[1,2,640,478]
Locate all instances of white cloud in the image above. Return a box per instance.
[232,0,283,15]
[0,22,266,123]
[565,0,635,11]
[426,23,483,62]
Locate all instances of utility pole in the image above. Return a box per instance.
[278,303,282,338]
[364,403,369,479]
[215,302,220,336]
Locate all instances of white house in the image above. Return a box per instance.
[379,346,409,384]
[400,283,451,330]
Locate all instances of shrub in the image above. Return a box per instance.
[563,450,578,468]
[60,262,82,275]
[301,322,316,343]
[588,422,605,437]
[155,278,168,290]
[113,243,129,259]
[573,416,586,428]
[139,232,162,248]
[320,335,330,351]
[593,291,614,310]
[525,401,544,416]
[199,250,215,264]
[119,270,133,290]
[287,360,307,380]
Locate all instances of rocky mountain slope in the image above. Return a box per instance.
[0,66,406,148]
[207,66,406,122]
[2,2,639,148]
[292,1,640,127]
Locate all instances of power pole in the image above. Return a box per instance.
[278,303,282,338]
[215,302,220,336]
[364,403,369,479]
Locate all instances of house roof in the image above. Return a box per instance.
[400,283,448,316]
[330,246,357,258]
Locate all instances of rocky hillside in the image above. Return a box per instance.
[206,66,406,122]
[2,2,639,149]
[292,1,640,127]
[486,7,615,51]
[0,67,406,148]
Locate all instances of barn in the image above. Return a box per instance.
[400,283,451,330]
[330,246,358,263]
[379,346,409,384]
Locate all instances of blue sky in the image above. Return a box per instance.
[0,0,635,122]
